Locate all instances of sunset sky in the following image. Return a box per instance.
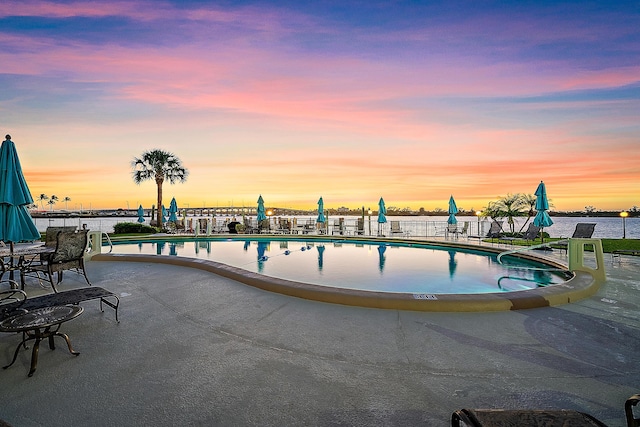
[2,1,639,212]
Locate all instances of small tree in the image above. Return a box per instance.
[48,194,59,211]
[485,193,529,233]
[132,149,188,228]
[63,196,71,210]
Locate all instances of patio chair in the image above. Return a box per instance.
[0,285,27,319]
[551,223,596,253]
[498,223,541,245]
[22,230,91,292]
[390,221,406,237]
[303,220,315,234]
[488,220,504,238]
[468,220,503,241]
[38,226,78,262]
[458,222,469,237]
[356,218,366,235]
[276,218,291,234]
[447,222,469,239]
[331,218,345,235]
[44,226,77,248]
[258,219,271,233]
[291,218,305,234]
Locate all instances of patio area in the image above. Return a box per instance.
[1,245,639,426]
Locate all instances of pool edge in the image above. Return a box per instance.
[91,241,602,312]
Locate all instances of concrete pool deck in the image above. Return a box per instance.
[1,242,639,426]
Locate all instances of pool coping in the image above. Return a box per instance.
[91,236,602,312]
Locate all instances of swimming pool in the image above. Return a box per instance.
[108,237,572,295]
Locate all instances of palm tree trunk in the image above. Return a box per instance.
[156,182,163,228]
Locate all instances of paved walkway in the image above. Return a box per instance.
[1,245,638,426]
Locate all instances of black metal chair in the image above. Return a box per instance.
[22,230,91,292]
[0,284,27,320]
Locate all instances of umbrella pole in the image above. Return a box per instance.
[8,241,16,284]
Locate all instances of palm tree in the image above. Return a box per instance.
[47,196,58,211]
[48,195,58,211]
[516,193,537,233]
[38,194,49,210]
[485,193,529,233]
[132,149,188,228]
[63,196,71,210]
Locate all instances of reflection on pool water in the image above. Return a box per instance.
[110,238,571,295]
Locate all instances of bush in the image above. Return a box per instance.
[113,222,158,234]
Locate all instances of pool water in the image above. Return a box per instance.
[110,238,571,295]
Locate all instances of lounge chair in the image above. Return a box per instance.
[291,218,305,234]
[390,221,407,237]
[22,230,91,291]
[276,218,291,234]
[612,249,640,262]
[551,223,596,253]
[468,220,503,241]
[498,224,541,245]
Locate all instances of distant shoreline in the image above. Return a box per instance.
[30,211,637,219]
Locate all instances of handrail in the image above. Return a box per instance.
[497,240,567,271]
[497,275,552,290]
[101,232,113,254]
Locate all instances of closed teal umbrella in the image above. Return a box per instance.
[161,205,168,223]
[377,197,387,236]
[169,197,178,222]
[316,197,326,223]
[257,195,266,221]
[533,181,553,243]
[0,136,40,249]
[377,197,387,223]
[137,204,145,223]
[447,195,458,225]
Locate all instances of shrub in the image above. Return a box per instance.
[113,222,158,234]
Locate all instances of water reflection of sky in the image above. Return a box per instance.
[113,239,569,295]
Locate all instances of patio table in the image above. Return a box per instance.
[0,244,54,289]
[0,305,83,377]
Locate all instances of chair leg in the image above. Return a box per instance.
[79,259,91,285]
[47,267,58,293]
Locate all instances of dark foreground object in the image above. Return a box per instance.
[1,286,120,322]
[451,409,608,426]
[1,305,83,376]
